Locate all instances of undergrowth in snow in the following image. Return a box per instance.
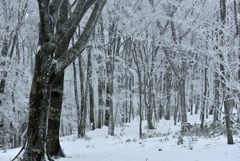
[0,115,240,161]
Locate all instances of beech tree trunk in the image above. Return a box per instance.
[138,72,143,138]
[46,73,65,157]
[200,65,208,129]
[22,51,54,161]
[87,46,95,130]
[219,0,234,144]
[73,61,81,137]
[21,1,107,160]
[165,66,172,120]
[79,56,87,138]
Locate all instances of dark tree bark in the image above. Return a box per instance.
[97,16,106,128]
[200,62,208,129]
[72,61,81,137]
[46,73,65,157]
[173,90,178,125]
[97,81,104,128]
[78,55,87,138]
[138,74,143,138]
[213,73,220,123]
[21,0,107,160]
[129,76,134,122]
[46,0,68,157]
[87,46,95,130]
[179,78,187,123]
[165,66,172,120]
[219,0,234,144]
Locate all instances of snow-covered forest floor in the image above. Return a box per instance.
[1,115,240,161]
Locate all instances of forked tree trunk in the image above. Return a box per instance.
[21,0,107,160]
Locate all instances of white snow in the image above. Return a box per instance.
[0,116,240,161]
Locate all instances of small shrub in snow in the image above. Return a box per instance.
[133,137,138,142]
[177,135,184,145]
[125,138,132,143]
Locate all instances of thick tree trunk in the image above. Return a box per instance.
[22,52,53,161]
[21,0,107,159]
[46,73,65,157]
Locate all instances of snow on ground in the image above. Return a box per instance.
[1,115,240,161]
